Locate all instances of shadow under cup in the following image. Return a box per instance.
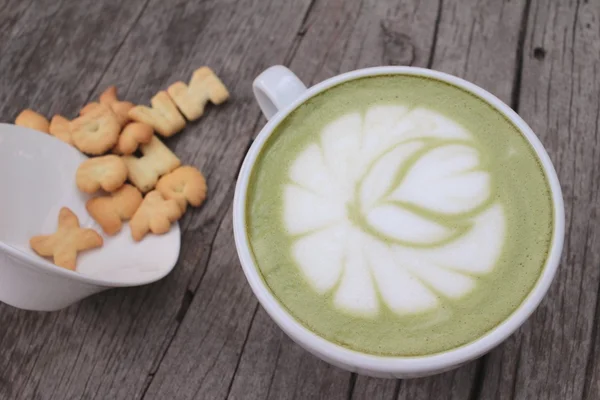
[234,66,564,378]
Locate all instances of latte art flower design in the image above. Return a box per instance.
[285,106,506,316]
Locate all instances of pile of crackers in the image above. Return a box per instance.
[16,67,229,271]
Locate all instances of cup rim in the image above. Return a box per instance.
[233,66,565,374]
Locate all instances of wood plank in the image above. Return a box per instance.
[398,360,484,400]
[479,0,600,399]
[0,0,35,59]
[0,0,313,399]
[0,0,148,118]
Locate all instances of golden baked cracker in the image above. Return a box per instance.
[71,103,120,155]
[128,91,186,137]
[112,122,154,155]
[129,190,183,241]
[99,86,135,126]
[122,136,181,193]
[76,155,128,193]
[15,109,50,133]
[86,184,143,235]
[80,102,100,115]
[81,87,134,127]
[29,207,103,270]
[99,86,120,104]
[49,115,73,145]
[156,166,207,212]
[167,67,229,121]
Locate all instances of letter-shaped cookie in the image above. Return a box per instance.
[71,103,120,155]
[29,207,103,270]
[81,86,135,127]
[167,67,229,121]
[112,122,154,155]
[86,184,143,235]
[128,91,186,137]
[122,136,181,193]
[15,109,50,133]
[156,166,207,212]
[76,155,128,193]
[99,86,135,127]
[129,191,183,241]
[49,115,73,145]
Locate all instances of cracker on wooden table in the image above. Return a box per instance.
[167,67,229,121]
[29,207,103,270]
[122,136,181,193]
[128,91,186,137]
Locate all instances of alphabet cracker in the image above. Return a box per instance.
[49,115,73,145]
[71,103,120,155]
[122,136,181,193]
[128,91,186,137]
[29,207,103,270]
[76,155,128,194]
[112,122,154,155]
[167,67,229,121]
[156,166,207,212]
[86,184,143,235]
[15,109,50,133]
[129,190,183,241]
[81,86,134,127]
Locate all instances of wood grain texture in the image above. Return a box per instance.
[0,0,312,399]
[0,0,597,399]
[479,0,600,399]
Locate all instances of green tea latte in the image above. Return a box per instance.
[246,75,553,356]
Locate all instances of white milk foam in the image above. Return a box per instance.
[284,106,505,316]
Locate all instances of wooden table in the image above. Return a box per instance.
[0,0,599,399]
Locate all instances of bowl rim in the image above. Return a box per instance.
[0,124,181,288]
[232,66,565,374]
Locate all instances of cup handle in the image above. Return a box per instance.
[252,65,308,120]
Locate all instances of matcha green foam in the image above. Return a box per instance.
[246,75,553,356]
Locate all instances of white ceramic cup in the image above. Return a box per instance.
[233,65,565,378]
[0,124,181,312]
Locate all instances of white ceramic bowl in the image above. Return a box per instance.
[233,66,565,378]
[0,124,181,311]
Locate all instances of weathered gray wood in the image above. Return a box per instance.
[0,2,167,400]
[0,0,596,399]
[227,307,351,400]
[0,0,148,118]
[479,0,600,399]
[0,0,313,399]
[352,375,398,400]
